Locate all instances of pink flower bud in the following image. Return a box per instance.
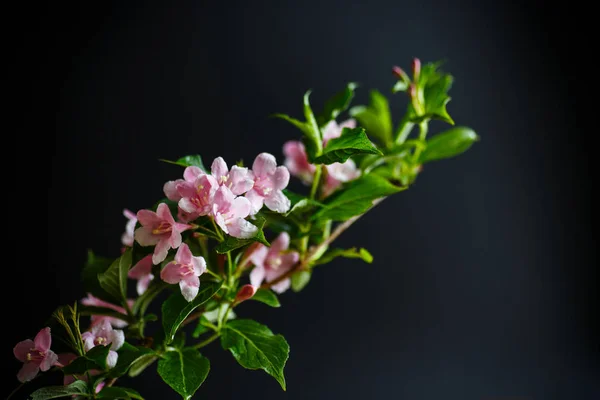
[392,66,410,83]
[412,57,421,81]
[235,284,257,303]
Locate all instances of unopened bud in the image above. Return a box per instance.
[235,284,257,303]
[392,66,409,83]
[412,57,421,81]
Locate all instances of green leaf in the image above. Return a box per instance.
[159,155,206,171]
[128,354,158,378]
[291,270,311,292]
[81,251,114,302]
[62,345,111,374]
[221,319,290,390]
[349,90,393,148]
[317,82,358,126]
[97,387,144,399]
[312,247,373,266]
[313,174,404,221]
[132,281,168,316]
[29,381,89,400]
[157,348,210,399]
[108,342,155,378]
[419,126,478,163]
[192,316,212,338]
[250,289,281,307]
[162,281,222,344]
[313,127,382,164]
[98,249,132,305]
[215,216,270,253]
[282,191,323,218]
[409,62,455,124]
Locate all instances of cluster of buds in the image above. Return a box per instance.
[393,57,425,115]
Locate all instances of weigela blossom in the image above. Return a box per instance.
[128,255,154,295]
[212,186,258,238]
[177,174,220,216]
[80,293,132,328]
[246,153,291,214]
[163,165,205,202]
[283,119,361,197]
[249,232,299,293]
[210,157,254,195]
[82,319,125,369]
[160,243,206,301]
[121,209,137,247]
[134,203,191,264]
[13,327,58,382]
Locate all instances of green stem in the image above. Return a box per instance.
[412,121,429,162]
[204,268,222,280]
[194,332,220,349]
[211,218,224,241]
[395,114,415,144]
[6,383,24,400]
[309,164,322,200]
[226,251,234,286]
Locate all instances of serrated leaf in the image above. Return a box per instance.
[250,289,281,307]
[221,319,290,390]
[215,216,269,253]
[313,174,404,221]
[62,346,110,374]
[162,281,222,344]
[312,247,373,266]
[159,155,206,171]
[81,251,114,302]
[98,250,131,305]
[29,381,89,400]
[349,90,393,148]
[313,127,382,164]
[419,126,478,163]
[157,348,210,399]
[97,387,144,399]
[107,342,155,378]
[317,82,358,126]
[291,270,311,292]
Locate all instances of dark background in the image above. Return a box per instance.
[3,0,597,399]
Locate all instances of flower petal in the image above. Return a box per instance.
[192,255,207,276]
[279,252,300,272]
[231,196,251,219]
[211,157,228,180]
[169,230,183,250]
[175,243,192,265]
[270,278,291,294]
[160,261,183,284]
[270,232,290,255]
[163,180,183,201]
[17,362,39,383]
[128,255,153,279]
[178,197,197,214]
[34,327,52,352]
[123,209,137,220]
[249,265,266,288]
[252,153,277,176]
[248,244,269,267]
[264,190,291,213]
[184,166,204,182]
[109,329,125,351]
[245,189,264,215]
[106,350,118,369]
[156,203,175,224]
[152,239,171,265]
[82,332,95,352]
[13,339,34,362]
[213,186,234,212]
[40,350,58,372]
[180,277,200,302]
[227,218,258,239]
[214,212,228,234]
[272,166,290,190]
[228,165,254,195]
[136,209,160,227]
[134,227,159,246]
[326,160,360,182]
[137,274,154,296]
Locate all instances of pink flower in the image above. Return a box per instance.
[81,294,131,328]
[13,327,59,382]
[82,320,125,369]
[246,153,291,214]
[210,157,254,195]
[212,186,258,238]
[163,166,205,202]
[128,255,154,295]
[283,141,315,185]
[160,243,206,302]
[177,174,219,216]
[322,159,361,197]
[248,232,299,294]
[121,209,137,247]
[322,119,356,143]
[134,203,191,265]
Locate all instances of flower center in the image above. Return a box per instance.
[254,177,273,196]
[26,349,45,362]
[181,263,195,276]
[266,257,282,270]
[94,336,108,346]
[152,221,172,235]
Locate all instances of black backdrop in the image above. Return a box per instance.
[3,1,597,399]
